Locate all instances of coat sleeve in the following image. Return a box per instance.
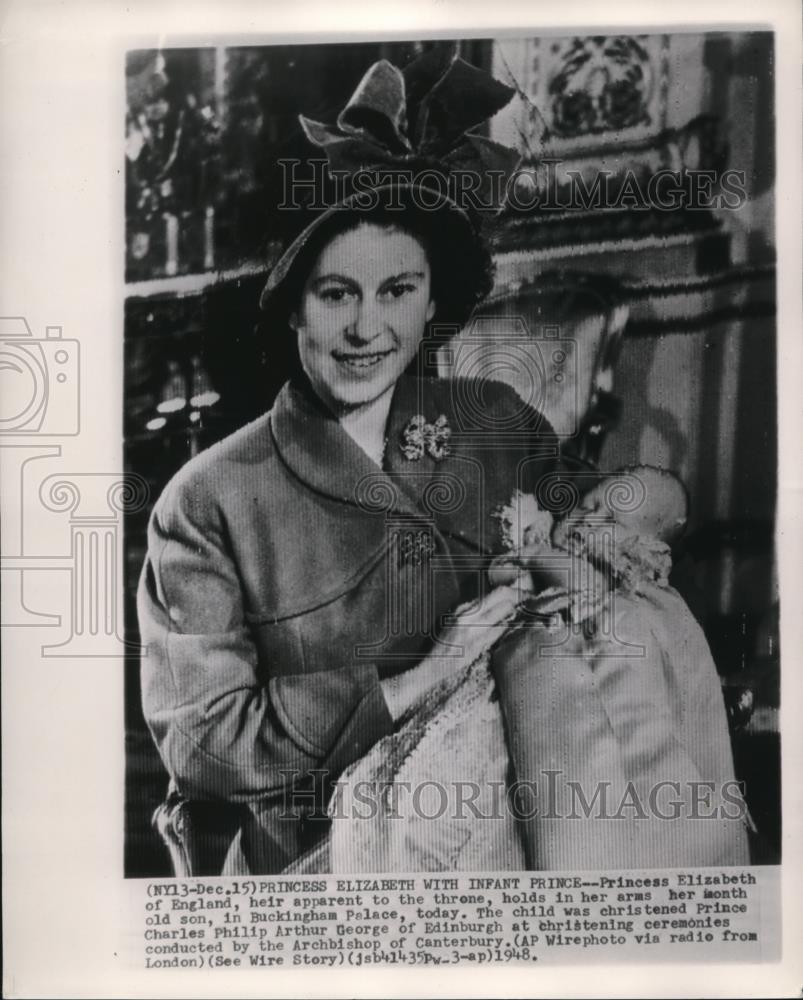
[137,469,393,803]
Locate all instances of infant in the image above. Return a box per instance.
[490,465,687,609]
[552,464,687,590]
[554,464,688,545]
[291,466,750,873]
[490,464,751,869]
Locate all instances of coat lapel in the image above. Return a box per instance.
[385,376,497,554]
[269,378,421,519]
[270,374,550,556]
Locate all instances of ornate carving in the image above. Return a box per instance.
[547,36,656,139]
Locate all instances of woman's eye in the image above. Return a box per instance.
[318,286,353,304]
[384,282,416,300]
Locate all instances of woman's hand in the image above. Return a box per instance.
[488,540,567,593]
[380,583,528,720]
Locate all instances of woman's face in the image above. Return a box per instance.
[290,222,436,412]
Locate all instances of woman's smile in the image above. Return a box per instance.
[333,347,395,372]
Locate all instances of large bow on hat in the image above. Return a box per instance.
[299,47,526,214]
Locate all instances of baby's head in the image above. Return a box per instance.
[603,466,688,543]
[551,466,689,556]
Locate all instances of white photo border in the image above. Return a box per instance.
[2,0,801,997]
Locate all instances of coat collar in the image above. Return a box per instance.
[269,374,538,555]
[269,375,436,519]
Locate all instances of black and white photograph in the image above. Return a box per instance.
[2,1,801,996]
[123,32,777,876]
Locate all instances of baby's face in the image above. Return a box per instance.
[551,485,621,560]
[551,471,687,556]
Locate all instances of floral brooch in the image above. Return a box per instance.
[399,414,451,462]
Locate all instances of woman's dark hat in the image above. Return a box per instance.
[259,47,525,312]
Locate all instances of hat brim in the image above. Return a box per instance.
[258,181,476,312]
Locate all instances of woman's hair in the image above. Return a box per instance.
[262,200,494,335]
